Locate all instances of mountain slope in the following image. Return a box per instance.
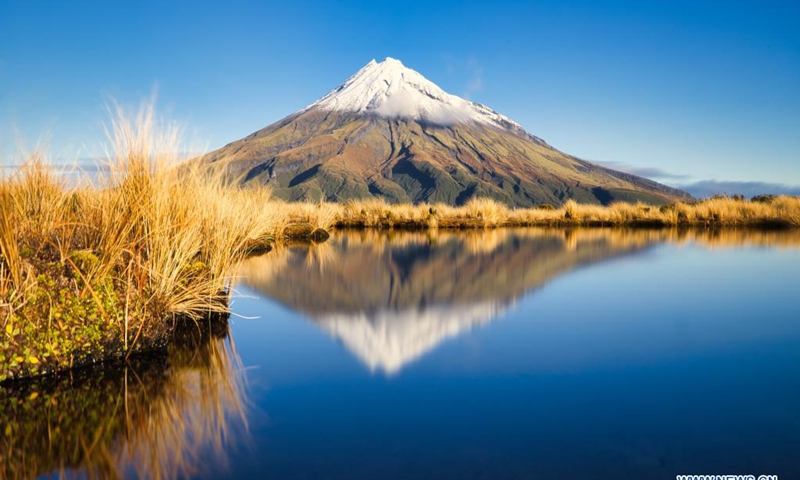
[201,58,690,206]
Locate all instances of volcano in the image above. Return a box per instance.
[201,58,689,206]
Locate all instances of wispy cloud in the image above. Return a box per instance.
[441,54,485,100]
[441,53,456,75]
[677,180,800,199]
[464,58,484,100]
[593,160,800,198]
[593,161,689,181]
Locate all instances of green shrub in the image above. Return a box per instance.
[751,194,777,204]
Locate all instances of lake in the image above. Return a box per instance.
[4,228,800,479]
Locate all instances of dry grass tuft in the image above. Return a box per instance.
[0,105,285,381]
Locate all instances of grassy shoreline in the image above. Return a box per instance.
[328,196,800,229]
[3,172,798,383]
[2,108,798,382]
[247,195,800,233]
[3,187,798,384]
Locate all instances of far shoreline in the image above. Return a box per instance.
[284,195,800,234]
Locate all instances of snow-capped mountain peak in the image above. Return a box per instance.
[203,58,690,206]
[306,57,523,130]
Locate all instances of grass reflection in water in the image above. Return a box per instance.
[0,318,248,480]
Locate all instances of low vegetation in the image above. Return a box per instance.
[330,195,800,229]
[0,104,330,382]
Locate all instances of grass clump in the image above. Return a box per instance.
[0,103,283,382]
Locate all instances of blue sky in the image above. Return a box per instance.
[1,0,798,193]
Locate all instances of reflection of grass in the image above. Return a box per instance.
[243,227,800,266]
[0,320,247,480]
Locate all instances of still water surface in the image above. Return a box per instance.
[5,228,800,479]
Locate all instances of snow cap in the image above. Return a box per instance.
[305,58,523,129]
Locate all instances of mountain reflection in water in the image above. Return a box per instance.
[239,228,800,374]
[0,322,248,480]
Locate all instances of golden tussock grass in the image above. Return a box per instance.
[0,103,292,381]
[199,193,800,236]
[326,196,800,229]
